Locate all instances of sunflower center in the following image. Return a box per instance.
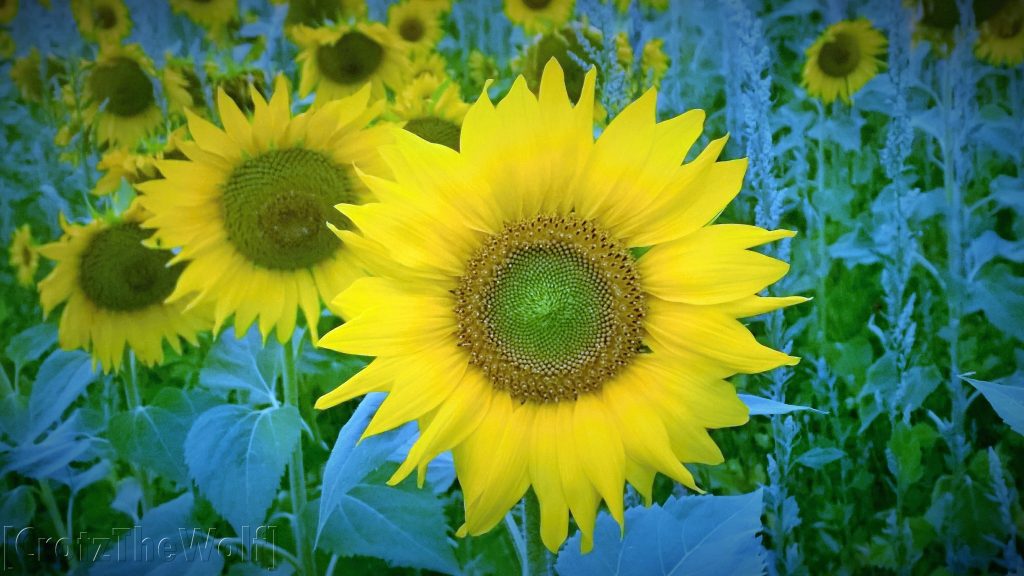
[88,57,155,117]
[399,17,425,42]
[403,117,461,151]
[221,148,352,270]
[523,0,553,9]
[454,216,646,403]
[79,223,181,312]
[818,32,861,78]
[316,32,384,86]
[95,5,117,29]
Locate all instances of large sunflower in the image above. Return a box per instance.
[138,77,392,344]
[316,60,803,552]
[388,0,444,51]
[505,0,574,35]
[71,0,132,46]
[802,19,887,105]
[37,204,208,373]
[169,0,236,33]
[976,1,1024,66]
[84,44,163,147]
[295,21,410,102]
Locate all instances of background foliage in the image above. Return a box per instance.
[1,0,1022,574]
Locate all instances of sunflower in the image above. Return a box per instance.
[71,0,132,46]
[9,224,39,287]
[205,62,265,114]
[93,148,159,196]
[641,38,669,85]
[84,44,163,147]
[388,0,444,51]
[976,1,1024,65]
[295,21,410,102]
[0,0,16,24]
[138,77,392,344]
[284,0,367,27]
[505,0,574,35]
[163,54,205,114]
[408,49,449,81]
[169,0,236,32]
[392,74,469,150]
[37,204,209,373]
[802,19,887,105]
[315,60,803,552]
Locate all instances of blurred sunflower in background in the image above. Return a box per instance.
[0,0,16,24]
[9,224,39,287]
[37,204,209,372]
[284,0,367,28]
[392,74,469,150]
[976,1,1024,65]
[504,0,574,34]
[295,21,410,102]
[84,44,163,147]
[388,0,444,50]
[163,54,205,114]
[802,19,887,104]
[169,0,237,34]
[71,0,132,46]
[93,148,159,196]
[139,77,393,343]
[316,60,802,552]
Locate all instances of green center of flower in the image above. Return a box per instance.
[455,216,646,403]
[818,32,861,78]
[79,223,181,312]
[316,31,384,86]
[88,57,155,117]
[95,5,117,29]
[403,117,461,151]
[221,148,352,270]
[399,17,425,42]
[523,0,553,9]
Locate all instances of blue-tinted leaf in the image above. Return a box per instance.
[4,323,57,369]
[556,490,767,576]
[185,404,301,535]
[110,478,143,524]
[27,349,96,441]
[109,405,190,484]
[199,327,280,405]
[796,447,844,469]
[0,485,35,528]
[740,394,825,416]
[963,376,1024,436]
[967,263,1024,341]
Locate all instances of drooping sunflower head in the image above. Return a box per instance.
[71,0,132,45]
[504,0,574,34]
[93,147,160,196]
[388,0,444,50]
[163,55,206,114]
[392,74,469,150]
[295,21,410,102]
[169,0,237,34]
[316,59,803,553]
[204,62,266,114]
[37,204,209,372]
[802,18,887,105]
[976,1,1024,65]
[84,44,162,147]
[138,76,393,344]
[9,223,39,288]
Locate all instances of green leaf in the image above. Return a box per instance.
[968,263,1024,341]
[796,446,845,469]
[887,422,937,487]
[556,490,766,575]
[200,327,281,405]
[4,323,57,371]
[0,485,35,528]
[739,394,825,416]
[962,375,1024,436]
[27,349,96,442]
[185,403,301,535]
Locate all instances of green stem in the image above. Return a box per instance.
[282,341,316,576]
[123,353,152,512]
[814,112,828,341]
[524,491,550,576]
[504,508,529,576]
[38,480,77,569]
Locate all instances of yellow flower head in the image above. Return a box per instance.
[388,0,444,50]
[93,148,160,196]
[295,21,410,103]
[641,38,669,84]
[284,0,367,27]
[0,0,17,24]
[9,224,39,287]
[72,0,132,46]
[163,54,205,114]
[467,49,498,88]
[505,0,574,35]
[169,0,237,34]
[37,204,210,373]
[408,49,449,81]
[138,76,393,344]
[976,1,1024,66]
[83,44,163,147]
[392,74,470,150]
[802,18,887,105]
[316,60,803,553]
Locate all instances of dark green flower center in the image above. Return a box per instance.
[403,116,461,151]
[523,0,553,9]
[399,17,425,42]
[221,148,353,270]
[455,216,646,403]
[818,32,861,78]
[79,223,181,312]
[95,5,117,29]
[88,57,155,117]
[316,32,384,86]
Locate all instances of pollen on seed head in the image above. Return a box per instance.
[454,215,646,404]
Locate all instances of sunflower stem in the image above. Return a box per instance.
[282,339,316,576]
[524,491,551,576]
[124,353,152,512]
[504,509,529,576]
